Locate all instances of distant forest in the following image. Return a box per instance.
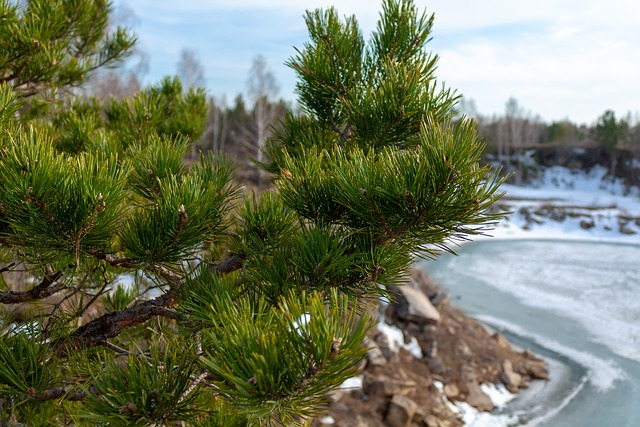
[88,50,640,188]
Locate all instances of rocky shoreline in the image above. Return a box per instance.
[313,269,549,427]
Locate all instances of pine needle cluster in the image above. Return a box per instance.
[0,1,504,425]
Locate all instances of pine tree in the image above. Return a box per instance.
[0,1,504,425]
[594,109,628,177]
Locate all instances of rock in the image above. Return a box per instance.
[443,383,459,400]
[455,340,472,358]
[430,291,449,307]
[580,219,595,229]
[491,332,510,349]
[500,359,522,392]
[465,382,494,412]
[549,207,566,222]
[424,414,451,427]
[350,416,379,427]
[406,322,424,336]
[523,357,549,380]
[373,329,393,358]
[620,224,636,234]
[366,338,387,367]
[426,357,445,375]
[392,286,441,325]
[386,395,418,427]
[363,374,417,398]
[426,340,438,358]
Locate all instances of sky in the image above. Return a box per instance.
[121,1,640,125]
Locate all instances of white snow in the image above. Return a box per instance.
[480,383,515,408]
[339,376,362,390]
[450,384,518,427]
[434,381,518,427]
[376,316,423,359]
[320,415,335,425]
[456,401,519,427]
[488,166,640,244]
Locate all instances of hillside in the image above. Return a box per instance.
[493,165,640,241]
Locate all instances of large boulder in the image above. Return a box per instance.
[392,286,441,325]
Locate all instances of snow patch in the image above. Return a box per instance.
[376,316,423,359]
[480,383,515,408]
[320,415,335,424]
[484,165,640,245]
[456,402,519,427]
[456,384,518,426]
[436,379,519,427]
[339,376,362,390]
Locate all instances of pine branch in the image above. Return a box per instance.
[178,372,208,404]
[0,262,16,274]
[31,386,89,402]
[70,267,111,321]
[88,251,138,268]
[0,269,65,304]
[208,253,244,274]
[103,341,132,356]
[53,290,182,354]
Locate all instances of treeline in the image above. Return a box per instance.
[194,93,290,186]
[88,53,640,188]
[86,52,292,188]
[461,97,640,185]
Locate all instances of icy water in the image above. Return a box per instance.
[422,239,640,427]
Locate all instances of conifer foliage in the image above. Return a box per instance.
[0,1,503,425]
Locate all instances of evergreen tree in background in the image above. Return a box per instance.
[594,109,629,177]
[0,0,503,425]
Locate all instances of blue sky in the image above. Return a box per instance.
[121,1,640,124]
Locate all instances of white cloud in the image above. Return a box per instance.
[122,0,640,123]
[425,0,640,122]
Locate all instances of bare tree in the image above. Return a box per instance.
[245,54,280,187]
[457,96,479,119]
[88,71,142,101]
[494,113,508,164]
[204,95,229,154]
[177,48,206,90]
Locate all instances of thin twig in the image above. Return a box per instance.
[0,269,65,304]
[0,262,16,274]
[178,372,208,404]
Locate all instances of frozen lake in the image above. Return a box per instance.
[423,239,640,427]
